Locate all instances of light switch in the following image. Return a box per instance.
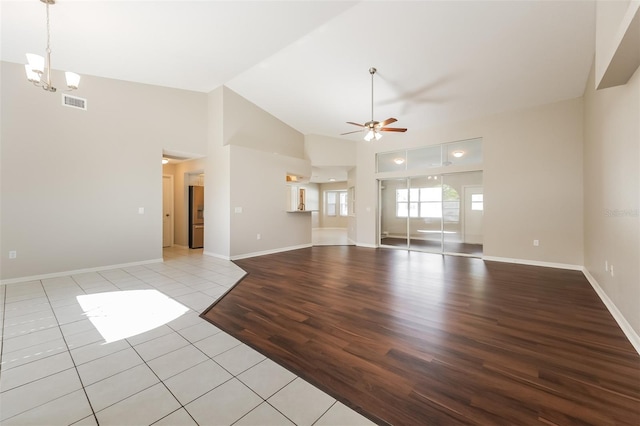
[138,207,144,214]
[235,207,243,213]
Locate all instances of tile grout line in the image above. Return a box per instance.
[1,250,358,426]
[50,275,101,426]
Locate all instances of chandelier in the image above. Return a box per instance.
[24,0,80,92]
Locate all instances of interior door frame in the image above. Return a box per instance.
[162,174,174,247]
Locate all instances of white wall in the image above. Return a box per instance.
[204,87,231,259]
[584,63,640,337]
[305,134,356,166]
[355,97,585,266]
[216,87,311,259]
[0,61,207,281]
[230,145,311,257]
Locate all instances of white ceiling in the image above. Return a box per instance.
[1,0,596,142]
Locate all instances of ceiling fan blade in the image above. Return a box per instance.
[346,121,365,128]
[340,129,365,135]
[379,127,408,132]
[377,118,397,127]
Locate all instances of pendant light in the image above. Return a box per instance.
[25,0,80,92]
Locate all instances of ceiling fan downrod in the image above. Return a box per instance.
[369,67,377,125]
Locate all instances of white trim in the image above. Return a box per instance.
[230,244,313,261]
[482,256,583,271]
[203,251,231,261]
[356,243,379,249]
[312,227,348,230]
[0,258,164,286]
[582,268,640,356]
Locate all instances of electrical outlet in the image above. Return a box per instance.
[257,233,261,240]
[533,239,539,247]
[9,250,17,259]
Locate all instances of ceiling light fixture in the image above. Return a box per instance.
[162,158,169,164]
[452,150,465,158]
[25,0,80,92]
[393,158,405,165]
[364,129,383,142]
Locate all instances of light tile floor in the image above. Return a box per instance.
[0,246,374,426]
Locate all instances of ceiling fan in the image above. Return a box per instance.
[341,67,407,141]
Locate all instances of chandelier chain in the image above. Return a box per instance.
[46,2,51,55]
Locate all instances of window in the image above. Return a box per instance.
[471,194,484,211]
[396,185,459,221]
[326,191,348,217]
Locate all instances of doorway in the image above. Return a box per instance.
[162,175,174,247]
[379,171,483,257]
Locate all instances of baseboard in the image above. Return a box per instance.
[0,258,164,286]
[482,256,583,271]
[582,268,640,355]
[356,243,379,249]
[312,227,347,230]
[230,244,313,261]
[202,251,231,261]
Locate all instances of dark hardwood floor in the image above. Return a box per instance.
[381,237,483,257]
[202,246,640,425]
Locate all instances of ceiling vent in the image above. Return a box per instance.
[61,94,87,110]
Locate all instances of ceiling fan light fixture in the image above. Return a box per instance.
[364,129,382,142]
[341,67,407,140]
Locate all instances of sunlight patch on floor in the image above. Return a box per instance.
[76,290,188,343]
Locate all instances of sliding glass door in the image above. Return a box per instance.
[380,179,408,248]
[441,171,483,256]
[379,171,483,257]
[407,176,442,253]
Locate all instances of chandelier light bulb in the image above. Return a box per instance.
[65,72,81,90]
[25,64,41,83]
[26,53,45,74]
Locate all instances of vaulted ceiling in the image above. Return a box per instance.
[1,1,596,140]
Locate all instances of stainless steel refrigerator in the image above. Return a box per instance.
[189,186,204,248]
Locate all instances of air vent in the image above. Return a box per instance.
[61,94,87,110]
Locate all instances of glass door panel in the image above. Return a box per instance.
[441,171,483,256]
[408,176,442,253]
[379,179,408,248]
